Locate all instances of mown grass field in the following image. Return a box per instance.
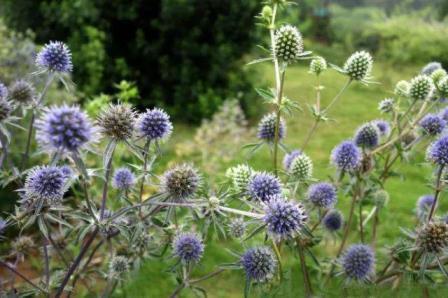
[116,60,448,297]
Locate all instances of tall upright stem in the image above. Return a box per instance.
[297,239,313,297]
[273,70,286,176]
[427,165,445,222]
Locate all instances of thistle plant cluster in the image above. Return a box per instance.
[1,2,448,298]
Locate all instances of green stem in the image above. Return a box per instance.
[427,165,445,222]
[273,70,286,176]
[296,239,313,297]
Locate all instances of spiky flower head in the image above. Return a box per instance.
[419,114,446,136]
[378,98,394,113]
[437,76,448,96]
[228,218,246,239]
[416,195,435,219]
[172,232,204,263]
[263,196,307,240]
[373,119,391,138]
[36,41,72,73]
[0,98,13,122]
[24,166,70,204]
[309,56,327,75]
[421,62,442,75]
[307,182,337,208]
[427,135,448,166]
[409,75,434,100]
[97,103,136,141]
[247,172,282,202]
[109,256,129,278]
[394,80,410,97]
[161,164,200,200]
[417,221,448,253]
[343,51,373,81]
[0,82,7,99]
[331,140,362,172]
[354,123,379,149]
[289,154,313,181]
[36,105,95,153]
[372,190,389,208]
[137,108,173,141]
[274,25,304,63]
[257,113,286,142]
[323,210,343,232]
[283,150,302,171]
[431,69,447,85]
[12,236,34,254]
[9,80,35,105]
[241,247,277,282]
[112,168,136,191]
[341,244,375,281]
[226,164,253,193]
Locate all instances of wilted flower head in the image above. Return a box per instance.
[419,114,446,136]
[283,150,302,171]
[373,120,390,138]
[97,103,136,141]
[173,232,204,263]
[24,165,70,204]
[409,75,434,100]
[36,41,72,73]
[0,82,7,99]
[378,98,394,113]
[36,105,95,153]
[394,80,410,97]
[310,56,327,75]
[421,62,442,75]
[161,164,200,200]
[343,51,373,81]
[417,221,448,253]
[307,182,337,208]
[109,256,129,278]
[354,123,379,149]
[427,135,448,166]
[137,108,173,141]
[226,164,253,193]
[289,154,313,181]
[331,140,361,171]
[228,218,246,238]
[341,244,375,281]
[112,168,136,191]
[0,98,13,122]
[9,80,35,105]
[263,196,307,240]
[274,25,304,63]
[323,210,343,232]
[417,195,435,219]
[257,113,286,142]
[247,172,281,202]
[241,247,277,282]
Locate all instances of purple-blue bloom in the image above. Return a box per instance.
[416,195,434,219]
[172,232,204,263]
[354,123,379,149]
[307,182,337,208]
[36,105,95,153]
[421,62,442,75]
[247,172,282,202]
[112,168,136,191]
[323,210,343,232]
[36,41,72,73]
[283,150,301,171]
[257,112,286,142]
[24,166,70,203]
[137,108,173,141]
[373,120,390,138]
[440,107,448,122]
[427,135,448,166]
[331,140,361,171]
[419,114,446,136]
[0,82,7,99]
[341,244,375,281]
[241,247,277,282]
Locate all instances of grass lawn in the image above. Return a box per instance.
[116,60,448,297]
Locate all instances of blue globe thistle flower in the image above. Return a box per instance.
[247,172,282,202]
[137,108,173,141]
[427,135,448,166]
[417,222,448,253]
[417,195,434,218]
[112,168,136,191]
[36,105,95,153]
[24,166,70,204]
[9,80,35,105]
[241,247,277,282]
[161,164,200,200]
[323,210,343,232]
[341,244,375,281]
[419,114,446,136]
[421,62,442,75]
[373,120,390,138]
[283,150,302,171]
[307,182,337,208]
[59,166,73,179]
[36,41,72,73]
[378,98,394,113]
[331,140,362,171]
[228,218,246,238]
[0,82,7,99]
[257,113,286,142]
[354,123,380,149]
[172,232,204,263]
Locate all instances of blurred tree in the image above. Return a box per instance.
[1,0,259,122]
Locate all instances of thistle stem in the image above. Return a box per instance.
[0,260,48,294]
[273,70,286,176]
[296,239,313,297]
[271,240,283,281]
[427,165,445,222]
[138,140,151,217]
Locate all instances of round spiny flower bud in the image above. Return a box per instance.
[419,114,446,136]
[241,247,277,282]
[283,150,301,171]
[97,103,136,141]
[290,154,313,180]
[36,41,72,73]
[373,190,389,208]
[341,244,375,280]
[417,221,448,253]
[343,51,373,81]
[161,164,200,200]
[437,76,448,96]
[427,135,448,166]
[137,108,173,141]
[247,172,281,202]
[274,25,304,63]
[331,140,361,171]
[373,119,390,138]
[431,69,447,85]
[227,164,253,192]
[394,80,410,97]
[109,256,129,278]
[12,236,34,254]
[409,75,434,100]
[421,62,442,76]
[261,6,272,20]
[173,232,204,263]
[307,182,337,208]
[0,99,13,122]
[310,56,327,75]
[378,98,394,113]
[0,82,7,99]
[228,218,246,239]
[257,113,286,142]
[24,166,69,204]
[112,167,136,191]
[354,123,379,149]
[9,80,35,105]
[263,196,307,240]
[323,210,343,232]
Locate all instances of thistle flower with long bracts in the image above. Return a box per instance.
[417,221,448,253]
[97,103,136,141]
[331,140,361,171]
[112,167,136,191]
[36,41,72,73]
[341,244,375,281]
[419,114,446,136]
[247,172,281,202]
[8,80,35,105]
[240,247,277,283]
[307,182,337,208]
[257,112,286,142]
[137,108,173,141]
[161,164,200,200]
[354,123,380,149]
[172,232,204,263]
